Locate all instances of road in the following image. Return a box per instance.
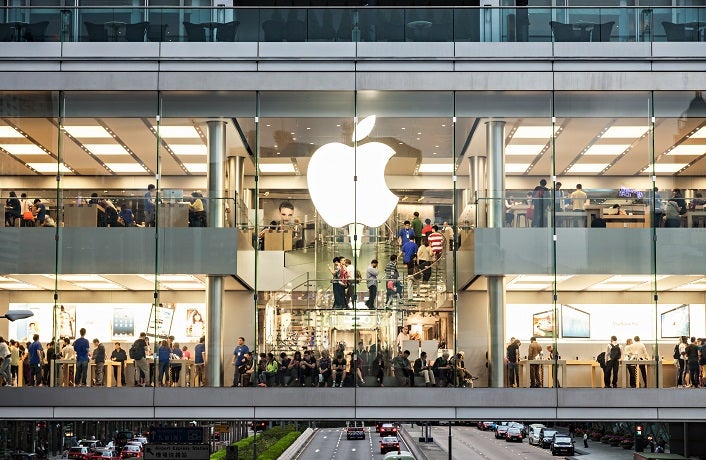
[296,426,411,460]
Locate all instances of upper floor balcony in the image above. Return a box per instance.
[0,5,704,44]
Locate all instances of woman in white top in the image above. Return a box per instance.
[678,336,688,387]
[396,325,410,351]
[632,336,650,388]
[60,337,76,386]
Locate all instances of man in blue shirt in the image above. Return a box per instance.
[73,328,90,386]
[231,337,249,387]
[401,236,419,276]
[33,199,47,226]
[397,220,415,249]
[27,334,43,386]
[194,336,206,387]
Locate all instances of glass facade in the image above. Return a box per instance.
[1,87,705,392]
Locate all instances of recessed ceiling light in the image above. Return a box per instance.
[418,163,453,173]
[84,144,129,155]
[417,132,422,135]
[650,163,687,173]
[666,145,706,156]
[259,163,295,173]
[1,144,46,155]
[691,127,706,138]
[104,163,146,173]
[306,127,311,130]
[336,124,341,127]
[512,126,557,138]
[401,127,406,130]
[27,163,71,173]
[567,163,609,173]
[505,145,545,156]
[601,126,649,138]
[63,126,112,138]
[505,163,530,173]
[584,144,630,155]
[157,126,201,138]
[169,144,207,155]
[183,163,207,173]
[0,126,23,138]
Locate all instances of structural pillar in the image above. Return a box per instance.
[206,120,226,387]
[226,156,245,228]
[469,155,487,227]
[486,120,506,388]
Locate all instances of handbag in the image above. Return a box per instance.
[526,205,535,221]
[22,211,34,221]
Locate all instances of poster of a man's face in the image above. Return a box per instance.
[279,201,294,226]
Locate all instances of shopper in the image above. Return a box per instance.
[73,328,90,387]
[603,335,621,388]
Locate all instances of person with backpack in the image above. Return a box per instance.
[603,335,622,388]
[130,332,150,387]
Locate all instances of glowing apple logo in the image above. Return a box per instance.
[307,115,398,228]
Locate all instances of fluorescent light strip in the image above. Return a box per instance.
[650,164,687,173]
[666,145,706,156]
[162,282,205,290]
[84,144,129,155]
[74,282,125,290]
[601,126,649,138]
[505,145,545,156]
[138,274,197,282]
[418,163,454,173]
[0,126,23,138]
[27,163,71,173]
[604,275,666,283]
[584,144,630,156]
[1,144,47,155]
[588,283,642,291]
[183,163,208,173]
[259,163,295,173]
[63,126,112,138]
[0,282,38,290]
[567,164,609,173]
[505,163,530,173]
[514,275,573,283]
[506,283,551,290]
[105,163,146,173]
[512,126,557,138]
[169,144,207,155]
[158,126,201,139]
[691,127,706,138]
[57,274,107,282]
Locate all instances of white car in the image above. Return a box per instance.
[528,424,546,446]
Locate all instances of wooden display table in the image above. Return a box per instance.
[518,359,567,388]
[263,230,292,251]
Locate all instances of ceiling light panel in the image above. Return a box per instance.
[0,126,23,138]
[566,163,609,173]
[183,163,208,173]
[584,144,630,156]
[650,163,687,173]
[74,282,125,290]
[1,144,47,155]
[601,126,649,138]
[27,163,71,173]
[506,283,551,290]
[588,283,641,291]
[158,126,201,138]
[63,126,112,138]
[665,145,706,156]
[512,126,557,138]
[418,163,454,173]
[690,127,706,138]
[505,163,530,173]
[138,274,198,282]
[0,282,38,290]
[162,282,205,290]
[105,163,146,173]
[169,144,207,155]
[515,275,573,283]
[505,145,545,156]
[259,163,295,173]
[84,144,129,155]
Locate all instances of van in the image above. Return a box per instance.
[527,424,545,446]
[383,451,416,460]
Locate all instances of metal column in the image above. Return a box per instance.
[469,155,487,227]
[486,120,506,388]
[206,120,226,387]
[226,156,244,228]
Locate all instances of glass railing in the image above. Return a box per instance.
[0,6,704,43]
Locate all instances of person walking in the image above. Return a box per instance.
[231,337,250,387]
[583,432,589,448]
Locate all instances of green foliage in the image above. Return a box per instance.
[210,425,302,460]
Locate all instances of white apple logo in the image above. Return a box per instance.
[307,115,398,228]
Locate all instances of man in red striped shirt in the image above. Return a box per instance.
[427,225,444,260]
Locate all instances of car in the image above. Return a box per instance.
[114,431,133,450]
[118,445,142,459]
[132,437,148,446]
[528,424,546,446]
[505,427,523,442]
[540,429,558,449]
[494,424,510,439]
[508,422,527,437]
[551,434,575,456]
[249,421,267,432]
[479,421,496,431]
[379,423,398,437]
[87,448,120,459]
[383,451,416,460]
[68,447,90,460]
[380,436,401,454]
[78,440,102,449]
[124,442,142,451]
[346,421,365,440]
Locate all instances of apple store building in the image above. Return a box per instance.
[1,1,706,432]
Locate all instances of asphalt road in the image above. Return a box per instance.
[296,426,410,460]
[424,425,566,460]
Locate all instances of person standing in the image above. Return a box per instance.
[506,339,520,388]
[28,334,43,386]
[417,239,432,281]
[110,342,127,386]
[397,220,415,249]
[531,179,549,227]
[365,259,379,309]
[132,332,150,387]
[603,335,621,389]
[685,337,700,388]
[143,184,156,226]
[231,337,249,387]
[385,254,401,307]
[676,335,687,387]
[5,191,21,227]
[427,225,444,259]
[527,337,542,388]
[583,432,589,448]
[92,338,105,386]
[633,336,649,388]
[411,212,423,240]
[73,328,90,387]
[329,257,346,309]
[442,222,454,251]
[9,340,19,386]
[194,336,206,387]
[624,337,638,388]
[652,187,663,227]
[401,236,418,277]
[0,337,11,386]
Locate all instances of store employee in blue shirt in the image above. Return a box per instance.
[231,337,249,387]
